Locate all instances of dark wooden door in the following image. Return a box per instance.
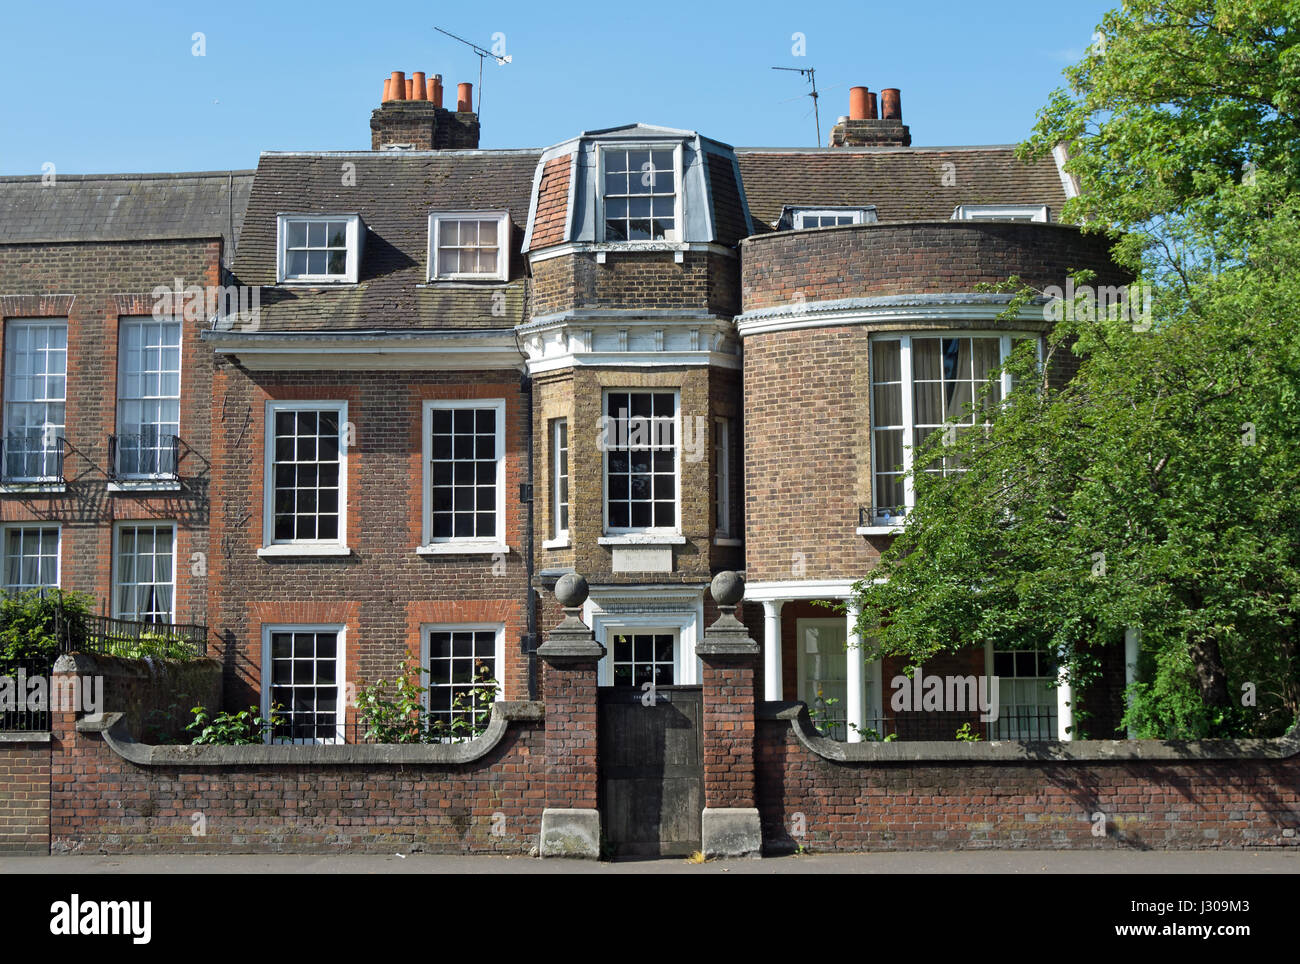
[598,685,703,858]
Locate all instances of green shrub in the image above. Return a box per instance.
[187,704,281,745]
[0,589,92,673]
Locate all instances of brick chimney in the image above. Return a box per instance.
[370,71,480,150]
[830,86,911,148]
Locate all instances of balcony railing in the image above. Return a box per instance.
[0,434,65,484]
[859,505,908,528]
[77,613,208,660]
[109,433,179,480]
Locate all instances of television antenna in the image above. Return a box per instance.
[772,65,821,146]
[434,25,513,120]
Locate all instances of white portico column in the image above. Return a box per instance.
[762,599,784,701]
[1057,648,1075,741]
[845,599,865,743]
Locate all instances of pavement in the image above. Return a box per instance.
[1,849,1298,873]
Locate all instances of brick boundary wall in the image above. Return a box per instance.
[49,706,545,855]
[756,704,1300,853]
[0,735,50,854]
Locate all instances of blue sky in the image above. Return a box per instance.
[0,0,1113,174]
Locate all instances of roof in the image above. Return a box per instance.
[735,146,1067,230]
[0,170,253,251]
[227,151,539,332]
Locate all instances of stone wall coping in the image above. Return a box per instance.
[0,731,51,744]
[78,702,544,766]
[761,701,1300,763]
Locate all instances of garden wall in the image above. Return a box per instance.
[756,704,1300,853]
[0,734,49,853]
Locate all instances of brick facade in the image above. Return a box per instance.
[0,238,220,621]
[0,737,49,853]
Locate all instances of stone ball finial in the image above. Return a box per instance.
[710,570,745,607]
[554,572,589,609]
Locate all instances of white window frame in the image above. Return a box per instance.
[867,332,1041,528]
[261,623,347,745]
[276,214,363,284]
[951,204,1049,223]
[714,416,731,539]
[596,143,684,244]
[114,316,182,482]
[260,400,350,558]
[1,524,60,593]
[2,318,67,484]
[549,417,570,545]
[601,389,681,537]
[419,622,506,740]
[984,642,1062,741]
[111,521,177,623]
[791,207,875,229]
[427,211,510,282]
[419,398,508,554]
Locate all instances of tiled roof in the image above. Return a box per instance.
[229,150,540,331]
[0,171,253,251]
[735,146,1066,230]
[706,152,751,246]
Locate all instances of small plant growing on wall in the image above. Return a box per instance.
[187,704,282,745]
[356,660,498,744]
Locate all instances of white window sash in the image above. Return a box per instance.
[552,418,569,541]
[262,401,349,549]
[869,332,1040,523]
[427,211,510,281]
[714,416,731,538]
[601,389,681,536]
[419,623,505,740]
[111,522,176,623]
[276,215,361,284]
[596,143,684,244]
[261,624,347,745]
[3,319,67,481]
[421,399,507,548]
[2,525,60,592]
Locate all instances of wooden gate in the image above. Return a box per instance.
[598,685,703,857]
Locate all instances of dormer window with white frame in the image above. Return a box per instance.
[276,214,363,284]
[599,146,681,242]
[428,211,510,282]
[789,206,876,229]
[951,204,1049,223]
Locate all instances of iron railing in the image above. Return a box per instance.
[109,433,179,480]
[0,659,52,732]
[0,434,65,483]
[859,505,907,528]
[76,613,208,659]
[805,708,1061,742]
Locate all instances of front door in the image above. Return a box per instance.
[598,630,703,858]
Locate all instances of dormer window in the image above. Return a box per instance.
[791,207,876,229]
[277,214,363,284]
[951,204,1049,223]
[428,211,510,282]
[600,147,680,242]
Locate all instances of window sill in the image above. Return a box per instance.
[257,544,353,558]
[598,534,687,546]
[416,543,510,556]
[713,535,743,547]
[275,279,359,288]
[0,482,66,495]
[108,480,181,493]
[541,536,571,550]
[856,524,903,536]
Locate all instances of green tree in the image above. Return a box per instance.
[852,2,1300,738]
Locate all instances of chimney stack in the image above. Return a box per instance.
[371,68,480,150]
[831,85,911,148]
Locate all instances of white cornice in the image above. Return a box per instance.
[518,312,740,373]
[202,330,526,371]
[735,294,1052,337]
[527,240,737,264]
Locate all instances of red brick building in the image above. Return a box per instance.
[0,80,1125,747]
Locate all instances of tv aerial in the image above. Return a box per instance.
[434,25,513,120]
[772,65,821,147]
